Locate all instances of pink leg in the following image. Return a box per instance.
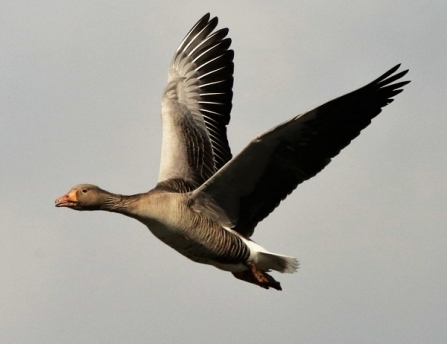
[232,262,282,291]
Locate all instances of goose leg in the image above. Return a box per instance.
[232,262,282,291]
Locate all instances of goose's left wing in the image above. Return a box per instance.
[190,65,410,237]
[158,14,234,191]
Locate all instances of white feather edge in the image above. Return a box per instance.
[223,227,299,274]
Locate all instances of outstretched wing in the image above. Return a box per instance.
[190,65,410,236]
[158,14,234,191]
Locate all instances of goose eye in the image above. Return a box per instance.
[81,188,88,194]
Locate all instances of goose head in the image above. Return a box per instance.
[55,184,109,210]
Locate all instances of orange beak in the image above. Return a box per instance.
[55,189,78,208]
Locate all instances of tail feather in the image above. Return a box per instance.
[257,252,299,273]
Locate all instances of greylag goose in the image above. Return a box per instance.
[55,13,410,290]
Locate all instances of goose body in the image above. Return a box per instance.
[55,14,410,290]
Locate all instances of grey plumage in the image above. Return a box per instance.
[55,14,410,290]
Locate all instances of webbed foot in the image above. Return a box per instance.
[232,261,282,291]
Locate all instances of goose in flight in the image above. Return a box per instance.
[55,13,410,290]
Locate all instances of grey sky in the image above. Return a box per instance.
[1,1,446,343]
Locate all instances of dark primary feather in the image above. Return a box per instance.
[230,65,410,237]
[171,13,233,181]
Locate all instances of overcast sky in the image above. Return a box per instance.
[1,1,446,343]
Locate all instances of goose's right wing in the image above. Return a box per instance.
[157,14,234,192]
